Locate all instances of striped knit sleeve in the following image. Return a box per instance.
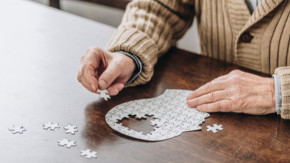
[274,67,290,119]
[106,0,195,86]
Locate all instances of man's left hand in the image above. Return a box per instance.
[187,70,276,115]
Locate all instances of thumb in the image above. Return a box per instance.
[98,63,120,90]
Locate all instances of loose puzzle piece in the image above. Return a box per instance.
[8,125,26,134]
[80,149,98,159]
[97,89,110,101]
[64,124,78,135]
[43,122,60,131]
[106,89,210,141]
[58,139,76,148]
[206,124,223,133]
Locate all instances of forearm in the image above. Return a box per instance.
[106,0,195,86]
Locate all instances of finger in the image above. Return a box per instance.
[78,63,98,92]
[98,63,120,90]
[82,47,108,69]
[107,82,125,96]
[78,75,97,93]
[187,90,229,108]
[195,100,233,113]
[79,48,109,92]
[187,80,227,100]
[83,64,98,91]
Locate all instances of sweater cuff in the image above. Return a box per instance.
[106,27,159,87]
[115,51,142,85]
[274,67,290,119]
[272,74,282,115]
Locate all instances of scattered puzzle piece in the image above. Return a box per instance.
[206,124,223,133]
[80,149,98,159]
[9,125,26,134]
[58,139,76,148]
[43,122,60,131]
[64,124,78,135]
[97,89,110,101]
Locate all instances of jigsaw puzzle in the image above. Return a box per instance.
[43,122,60,131]
[64,124,78,135]
[80,149,98,159]
[97,89,110,101]
[106,89,210,141]
[58,139,76,148]
[8,125,26,134]
[206,124,223,133]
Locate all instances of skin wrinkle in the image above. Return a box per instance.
[78,0,290,118]
[187,70,276,114]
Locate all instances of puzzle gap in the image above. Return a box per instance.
[117,115,156,135]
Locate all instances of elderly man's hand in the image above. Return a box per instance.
[187,70,276,115]
[77,47,135,96]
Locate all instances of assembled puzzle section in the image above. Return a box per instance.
[106,89,210,141]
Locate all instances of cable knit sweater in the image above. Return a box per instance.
[106,0,290,119]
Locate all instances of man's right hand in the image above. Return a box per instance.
[77,47,136,96]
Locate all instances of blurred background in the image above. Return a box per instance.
[29,0,200,53]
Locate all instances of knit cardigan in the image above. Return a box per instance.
[106,0,290,119]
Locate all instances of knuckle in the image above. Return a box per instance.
[87,47,103,56]
[214,102,223,111]
[205,82,213,92]
[80,53,89,62]
[80,54,86,61]
[229,75,242,84]
[209,92,215,101]
[230,70,243,75]
[87,46,96,52]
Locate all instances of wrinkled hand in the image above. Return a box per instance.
[77,47,135,96]
[187,70,276,115]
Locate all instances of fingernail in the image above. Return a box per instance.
[99,80,106,89]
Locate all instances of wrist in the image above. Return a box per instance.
[113,51,142,85]
[115,52,136,74]
[270,78,276,113]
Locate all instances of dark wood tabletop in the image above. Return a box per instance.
[0,0,289,163]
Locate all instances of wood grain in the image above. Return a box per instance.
[48,0,130,10]
[83,48,290,162]
[0,1,289,162]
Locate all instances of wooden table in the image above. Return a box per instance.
[0,0,289,162]
[49,0,130,10]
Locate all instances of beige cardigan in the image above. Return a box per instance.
[106,0,290,119]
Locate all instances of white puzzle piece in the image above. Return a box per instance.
[206,124,223,133]
[58,139,76,148]
[64,124,78,135]
[43,122,60,131]
[106,89,210,141]
[80,149,98,159]
[97,89,110,101]
[9,125,26,134]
